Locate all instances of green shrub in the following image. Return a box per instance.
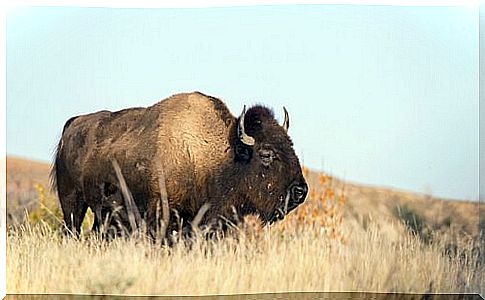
[393,204,433,243]
[442,216,452,228]
[394,205,423,235]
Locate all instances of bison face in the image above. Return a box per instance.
[234,105,308,224]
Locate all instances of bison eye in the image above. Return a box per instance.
[259,149,275,166]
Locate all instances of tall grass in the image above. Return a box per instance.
[7,167,484,295]
[7,219,483,295]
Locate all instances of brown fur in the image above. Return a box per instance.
[52,92,307,236]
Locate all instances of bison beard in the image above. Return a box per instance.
[51,91,308,239]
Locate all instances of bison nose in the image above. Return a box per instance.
[290,183,308,203]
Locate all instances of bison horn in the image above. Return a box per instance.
[238,105,255,146]
[282,107,289,132]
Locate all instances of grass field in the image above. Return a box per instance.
[5,157,484,295]
[7,221,483,295]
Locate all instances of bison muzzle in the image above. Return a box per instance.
[51,92,308,237]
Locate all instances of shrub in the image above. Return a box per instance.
[27,183,94,233]
[27,183,63,230]
[394,204,433,243]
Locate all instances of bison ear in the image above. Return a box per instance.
[234,143,253,163]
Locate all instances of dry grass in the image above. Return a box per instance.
[7,221,483,295]
[6,157,484,295]
[6,156,51,225]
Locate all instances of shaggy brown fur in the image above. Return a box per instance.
[52,91,307,236]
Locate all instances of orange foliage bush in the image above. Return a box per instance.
[242,166,347,244]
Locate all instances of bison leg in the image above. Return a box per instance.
[59,190,88,236]
[91,201,131,237]
[91,207,109,232]
[83,179,121,235]
[91,207,120,228]
[91,211,101,232]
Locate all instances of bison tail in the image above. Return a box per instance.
[50,115,78,193]
[49,139,61,193]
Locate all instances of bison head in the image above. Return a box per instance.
[233,105,308,224]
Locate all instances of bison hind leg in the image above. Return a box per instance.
[60,190,88,237]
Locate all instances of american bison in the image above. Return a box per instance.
[51,91,308,236]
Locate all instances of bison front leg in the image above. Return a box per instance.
[145,197,169,241]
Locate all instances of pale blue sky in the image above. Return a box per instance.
[6,5,478,200]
